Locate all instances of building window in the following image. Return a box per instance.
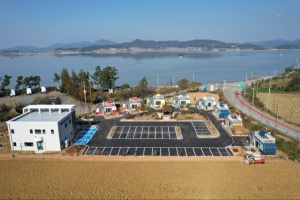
[13,142,16,146]
[30,129,33,134]
[11,129,14,134]
[132,104,138,109]
[35,129,41,134]
[65,123,68,128]
[51,129,54,134]
[69,120,71,124]
[24,142,33,147]
[42,130,46,134]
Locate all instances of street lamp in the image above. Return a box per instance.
[275,104,281,130]
[223,80,226,93]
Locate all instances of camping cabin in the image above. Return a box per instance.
[148,94,165,109]
[225,114,246,134]
[249,130,276,155]
[96,100,117,116]
[122,96,142,112]
[214,102,229,118]
[196,95,216,110]
[172,93,191,109]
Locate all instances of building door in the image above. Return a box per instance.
[37,141,44,151]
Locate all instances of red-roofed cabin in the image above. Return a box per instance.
[96,100,117,116]
[122,96,142,112]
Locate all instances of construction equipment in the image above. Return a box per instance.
[243,152,265,165]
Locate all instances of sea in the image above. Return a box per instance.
[0,50,299,88]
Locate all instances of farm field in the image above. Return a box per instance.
[0,156,299,199]
[256,93,300,126]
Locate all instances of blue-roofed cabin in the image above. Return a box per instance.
[249,130,276,155]
[214,102,229,118]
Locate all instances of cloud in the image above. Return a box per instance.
[276,13,283,18]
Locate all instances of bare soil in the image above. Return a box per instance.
[187,92,220,104]
[0,154,299,199]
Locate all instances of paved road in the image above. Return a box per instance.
[223,83,300,141]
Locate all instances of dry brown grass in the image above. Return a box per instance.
[0,156,299,199]
[256,93,300,126]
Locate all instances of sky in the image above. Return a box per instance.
[1,0,300,49]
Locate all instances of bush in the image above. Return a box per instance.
[153,148,159,156]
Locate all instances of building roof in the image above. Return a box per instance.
[251,130,276,144]
[8,104,75,123]
[228,114,242,122]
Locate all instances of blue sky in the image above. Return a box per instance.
[1,0,300,48]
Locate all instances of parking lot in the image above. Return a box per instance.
[111,126,180,139]
[82,146,233,156]
[191,121,211,135]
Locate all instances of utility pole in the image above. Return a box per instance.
[252,88,255,105]
[244,73,247,96]
[156,74,159,93]
[193,72,194,82]
[275,104,281,130]
[266,77,271,110]
[173,75,175,86]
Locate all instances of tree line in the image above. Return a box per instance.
[0,75,42,96]
[53,66,119,102]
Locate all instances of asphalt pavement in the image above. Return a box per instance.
[223,83,300,141]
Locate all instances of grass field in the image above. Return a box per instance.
[256,93,300,126]
[0,157,299,199]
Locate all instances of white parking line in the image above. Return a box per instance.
[109,147,113,156]
[209,148,213,155]
[225,148,231,156]
[117,147,121,156]
[140,127,143,139]
[201,148,205,156]
[192,148,196,156]
[176,148,178,156]
[92,148,97,155]
[168,148,170,156]
[184,148,187,157]
[101,147,105,155]
[133,127,137,138]
[217,148,222,156]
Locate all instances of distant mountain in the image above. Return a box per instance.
[249,39,300,47]
[82,39,245,50]
[1,39,117,51]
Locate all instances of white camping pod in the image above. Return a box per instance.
[26,88,32,95]
[41,86,46,93]
[10,89,16,96]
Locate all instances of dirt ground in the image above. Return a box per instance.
[0,154,299,200]
[187,92,220,104]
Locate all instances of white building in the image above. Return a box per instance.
[122,96,142,113]
[6,104,76,153]
[148,94,165,109]
[249,130,276,155]
[196,95,216,110]
[96,100,117,116]
[172,93,191,109]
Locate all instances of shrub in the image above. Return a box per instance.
[153,148,159,156]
